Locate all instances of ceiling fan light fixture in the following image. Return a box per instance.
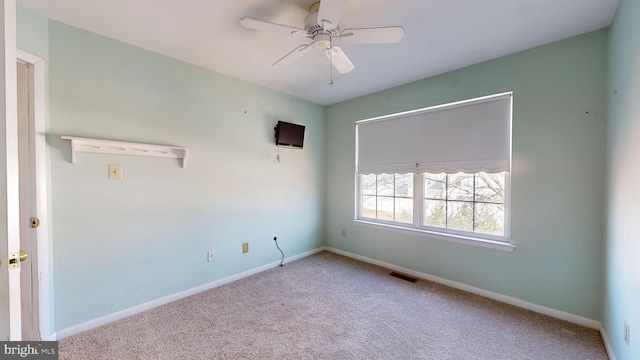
[314,33,331,49]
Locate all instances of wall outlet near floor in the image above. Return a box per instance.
[207,250,215,262]
[242,242,249,253]
[624,320,630,346]
[341,228,347,237]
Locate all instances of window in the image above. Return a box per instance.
[355,93,512,244]
[423,172,506,237]
[361,173,413,223]
[359,172,507,240]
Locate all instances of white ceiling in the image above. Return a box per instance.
[18,0,619,105]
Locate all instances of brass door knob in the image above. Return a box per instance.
[30,217,40,228]
[19,250,28,262]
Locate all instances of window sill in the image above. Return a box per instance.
[352,220,516,252]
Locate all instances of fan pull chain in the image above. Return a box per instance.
[329,40,334,86]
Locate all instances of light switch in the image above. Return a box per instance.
[108,164,123,179]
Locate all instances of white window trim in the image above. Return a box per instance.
[352,219,515,252]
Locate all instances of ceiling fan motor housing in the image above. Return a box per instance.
[304,2,336,49]
[304,9,324,36]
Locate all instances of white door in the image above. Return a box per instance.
[17,60,39,340]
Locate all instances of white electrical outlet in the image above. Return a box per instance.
[207,250,215,262]
[341,228,347,237]
[624,320,630,346]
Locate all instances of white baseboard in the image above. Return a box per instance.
[600,327,616,360]
[55,247,326,340]
[327,247,602,330]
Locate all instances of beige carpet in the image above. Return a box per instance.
[59,251,607,359]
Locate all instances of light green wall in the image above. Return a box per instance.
[605,0,640,358]
[326,30,607,320]
[46,21,325,330]
[17,3,48,60]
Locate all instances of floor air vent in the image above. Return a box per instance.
[389,271,418,283]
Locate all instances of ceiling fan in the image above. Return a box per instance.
[240,0,404,75]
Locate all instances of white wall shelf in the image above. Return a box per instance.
[61,136,189,167]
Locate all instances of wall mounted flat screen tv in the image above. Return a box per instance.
[275,121,305,149]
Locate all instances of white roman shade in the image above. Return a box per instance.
[356,93,512,175]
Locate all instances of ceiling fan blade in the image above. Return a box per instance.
[340,26,405,44]
[325,46,355,74]
[317,0,349,30]
[240,17,307,37]
[273,44,314,67]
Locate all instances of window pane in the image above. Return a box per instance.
[377,197,394,221]
[395,198,413,223]
[476,172,505,203]
[447,201,473,231]
[424,199,446,227]
[362,195,376,219]
[361,174,377,196]
[475,203,504,236]
[448,173,474,201]
[395,173,413,197]
[377,174,394,196]
[424,173,446,199]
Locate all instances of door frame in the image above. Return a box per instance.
[16,49,50,340]
[2,0,20,340]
